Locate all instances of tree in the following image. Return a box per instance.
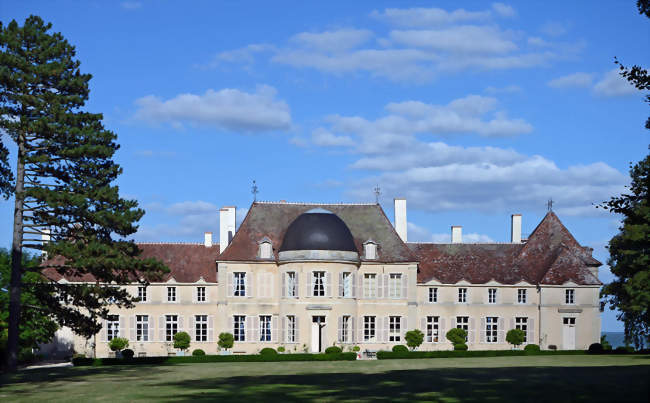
[0,16,167,371]
[405,329,424,351]
[108,337,128,353]
[173,331,191,352]
[218,332,234,351]
[445,328,467,345]
[506,329,525,349]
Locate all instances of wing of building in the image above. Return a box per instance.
[41,200,602,358]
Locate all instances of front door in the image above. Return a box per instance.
[563,317,576,350]
[311,316,326,353]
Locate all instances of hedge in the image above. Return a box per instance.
[72,352,356,366]
[377,349,588,360]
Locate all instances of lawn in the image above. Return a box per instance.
[1,355,648,402]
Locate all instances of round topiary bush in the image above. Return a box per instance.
[446,328,467,345]
[259,347,277,356]
[192,349,206,356]
[121,349,134,359]
[352,346,360,352]
[524,344,541,353]
[277,346,286,353]
[453,343,468,351]
[173,331,191,351]
[588,343,604,354]
[325,346,342,354]
[108,337,129,352]
[392,345,409,353]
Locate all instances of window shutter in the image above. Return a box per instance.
[421,317,427,335]
[377,275,383,298]
[510,317,515,331]
[208,316,214,342]
[230,316,235,340]
[130,316,136,341]
[247,272,253,297]
[480,317,486,343]
[351,273,356,298]
[527,318,535,344]
[337,316,343,342]
[383,317,389,343]
[350,317,355,343]
[295,272,299,298]
[497,318,505,343]
[326,272,332,297]
[338,272,344,297]
[402,274,408,299]
[99,319,106,342]
[228,273,233,297]
[358,317,364,342]
[357,273,363,299]
[384,274,389,298]
[281,272,286,298]
[148,317,154,342]
[119,316,125,339]
[189,316,194,340]
[178,315,184,332]
[307,271,313,297]
[469,317,475,344]
[272,315,278,342]
[281,316,286,343]
[295,317,300,343]
[245,316,252,342]
[402,317,408,339]
[253,317,259,342]
[192,287,196,303]
[440,318,446,343]
[159,316,165,342]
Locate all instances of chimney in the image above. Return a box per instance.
[41,228,51,258]
[511,214,522,244]
[394,198,407,242]
[451,226,462,244]
[220,206,236,249]
[204,232,213,247]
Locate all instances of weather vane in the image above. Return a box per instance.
[374,184,381,204]
[252,180,259,202]
[547,198,554,212]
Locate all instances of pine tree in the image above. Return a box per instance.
[0,16,167,371]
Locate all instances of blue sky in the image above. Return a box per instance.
[2,1,648,331]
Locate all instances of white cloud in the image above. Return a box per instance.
[290,29,373,52]
[407,222,495,243]
[311,128,355,147]
[593,69,637,97]
[370,7,491,27]
[547,72,595,88]
[540,21,568,37]
[491,3,516,18]
[485,84,521,94]
[527,37,550,47]
[388,26,518,54]
[133,85,291,132]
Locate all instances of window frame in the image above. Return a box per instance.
[137,286,148,303]
[485,316,498,343]
[165,314,178,342]
[286,315,296,343]
[312,271,326,297]
[428,287,438,303]
[458,288,467,303]
[363,273,377,298]
[194,314,208,342]
[515,317,528,343]
[136,314,149,342]
[166,286,177,303]
[488,288,497,304]
[363,316,376,341]
[342,272,352,298]
[286,271,297,297]
[517,289,527,304]
[234,272,246,297]
[565,289,575,305]
[233,315,246,342]
[259,315,272,342]
[107,315,120,341]
[456,316,469,342]
[388,273,402,299]
[426,316,439,343]
[389,316,401,342]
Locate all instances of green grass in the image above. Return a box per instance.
[1,355,648,402]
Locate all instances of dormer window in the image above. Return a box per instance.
[363,240,377,260]
[258,237,273,259]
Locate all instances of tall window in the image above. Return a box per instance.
[167,287,176,302]
[195,315,207,342]
[388,274,402,298]
[138,286,147,302]
[165,315,178,342]
[426,316,439,342]
[342,272,352,297]
[196,287,206,302]
[458,288,467,303]
[563,317,576,326]
[486,317,498,343]
[456,316,469,342]
[389,316,401,342]
[515,317,528,343]
[488,288,497,304]
[517,289,527,304]
[312,271,325,297]
[234,272,246,297]
[428,287,438,303]
[287,315,296,343]
[234,315,245,341]
[286,272,297,297]
[363,316,376,341]
[565,289,575,304]
[363,273,377,298]
[136,315,148,341]
[340,315,351,343]
[260,315,271,342]
[107,315,119,341]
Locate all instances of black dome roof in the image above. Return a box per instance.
[279,212,357,252]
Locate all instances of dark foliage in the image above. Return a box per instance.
[392,345,409,353]
[121,349,134,359]
[259,348,277,356]
[192,349,206,356]
[325,346,342,354]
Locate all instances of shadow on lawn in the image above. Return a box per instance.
[160,365,649,403]
[0,365,171,387]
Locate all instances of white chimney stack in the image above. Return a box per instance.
[41,228,51,257]
[451,226,462,244]
[204,231,213,248]
[511,214,522,243]
[394,198,407,242]
[220,206,236,249]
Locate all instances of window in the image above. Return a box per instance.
[286,272,297,297]
[363,273,377,298]
[565,289,575,304]
[458,288,467,303]
[388,274,402,298]
[107,315,119,341]
[234,272,246,297]
[342,272,352,297]
[165,315,178,342]
[426,316,439,343]
[287,315,296,343]
[364,316,376,341]
[234,315,245,341]
[259,241,272,259]
[196,287,206,302]
[364,242,377,259]
[167,287,176,302]
[195,315,207,342]
[563,317,576,325]
[428,287,438,303]
[485,317,498,343]
[517,289,527,304]
[260,315,271,342]
[515,317,528,343]
[389,316,401,342]
[136,315,148,341]
[456,316,469,342]
[312,271,325,297]
[138,286,147,302]
[340,315,351,343]
[488,288,497,304]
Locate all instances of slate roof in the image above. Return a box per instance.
[218,202,417,263]
[409,212,602,286]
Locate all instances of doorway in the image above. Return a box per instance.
[562,317,576,350]
[311,316,326,353]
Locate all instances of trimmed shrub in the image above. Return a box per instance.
[523,344,540,353]
[376,349,588,360]
[392,345,409,353]
[260,347,277,356]
[506,329,526,347]
[173,332,191,351]
[548,345,557,351]
[405,329,424,350]
[454,343,468,351]
[615,346,635,353]
[446,328,467,345]
[218,332,234,351]
[277,346,286,353]
[122,349,135,359]
[108,337,129,352]
[192,349,206,356]
[587,343,604,354]
[325,346,342,354]
[352,346,360,352]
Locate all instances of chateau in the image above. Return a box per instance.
[44,200,602,358]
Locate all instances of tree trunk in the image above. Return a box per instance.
[7,134,26,371]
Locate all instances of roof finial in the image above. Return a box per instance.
[374,184,381,204]
[547,198,554,212]
[252,180,259,202]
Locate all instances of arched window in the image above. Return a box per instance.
[258,237,273,259]
[363,239,377,260]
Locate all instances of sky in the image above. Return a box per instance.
[1,1,648,332]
